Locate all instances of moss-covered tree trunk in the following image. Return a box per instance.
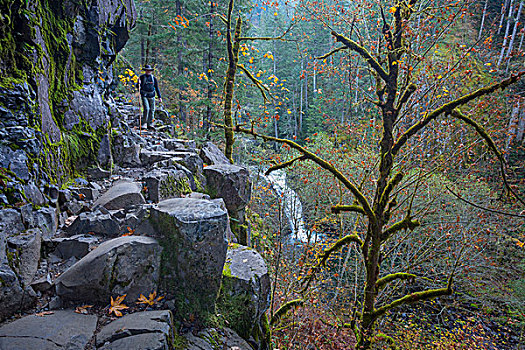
[223,0,242,164]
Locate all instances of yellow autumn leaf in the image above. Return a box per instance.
[108,295,128,317]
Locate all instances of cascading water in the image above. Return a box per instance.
[264,169,316,243]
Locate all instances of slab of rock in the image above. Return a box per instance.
[55,236,161,304]
[142,168,192,202]
[218,244,270,342]
[184,327,252,350]
[0,309,98,350]
[65,210,120,237]
[93,180,145,210]
[52,234,100,259]
[70,186,100,201]
[96,310,174,350]
[31,274,53,293]
[199,142,230,165]
[149,198,229,318]
[7,228,42,286]
[203,164,251,216]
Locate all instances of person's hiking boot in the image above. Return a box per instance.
[142,123,148,129]
[147,124,155,130]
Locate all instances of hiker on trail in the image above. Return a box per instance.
[137,65,162,130]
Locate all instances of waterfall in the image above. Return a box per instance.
[264,169,314,243]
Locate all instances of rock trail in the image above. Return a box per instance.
[0,100,270,350]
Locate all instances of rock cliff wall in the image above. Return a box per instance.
[0,0,136,202]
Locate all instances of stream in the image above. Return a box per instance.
[263,169,318,243]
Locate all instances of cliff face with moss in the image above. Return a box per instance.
[0,0,135,203]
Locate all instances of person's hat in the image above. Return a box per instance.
[143,65,154,71]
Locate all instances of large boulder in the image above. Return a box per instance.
[23,182,46,206]
[0,310,98,350]
[204,164,252,245]
[203,164,251,216]
[162,138,196,151]
[93,180,145,210]
[184,327,252,350]
[149,198,229,318]
[51,234,100,260]
[96,310,176,350]
[218,244,271,347]
[199,142,230,165]
[55,236,161,305]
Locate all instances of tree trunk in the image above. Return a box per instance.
[204,0,215,132]
[506,1,524,58]
[299,58,304,136]
[478,0,489,40]
[223,7,242,163]
[505,100,521,162]
[145,24,152,65]
[517,108,525,143]
[292,86,298,136]
[498,0,515,67]
[499,0,511,35]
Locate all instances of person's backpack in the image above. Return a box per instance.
[141,75,156,97]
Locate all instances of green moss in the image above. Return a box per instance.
[150,211,218,322]
[222,262,232,278]
[6,249,20,270]
[171,332,188,350]
[216,273,260,341]
[193,176,204,192]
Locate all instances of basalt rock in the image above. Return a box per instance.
[204,164,252,244]
[55,236,161,305]
[218,244,271,348]
[93,179,145,210]
[96,310,175,350]
[142,168,192,202]
[7,228,42,287]
[149,198,229,319]
[184,327,252,350]
[0,263,36,322]
[0,310,98,350]
[199,141,230,166]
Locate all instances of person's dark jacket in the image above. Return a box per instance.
[138,74,162,99]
